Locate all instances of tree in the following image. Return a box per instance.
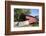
[14,8,31,21]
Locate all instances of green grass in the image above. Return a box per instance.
[32,23,39,27]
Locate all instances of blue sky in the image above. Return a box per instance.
[29,9,39,16]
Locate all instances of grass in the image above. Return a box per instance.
[32,23,39,27]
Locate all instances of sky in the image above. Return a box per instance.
[29,9,39,16]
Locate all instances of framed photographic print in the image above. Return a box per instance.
[5,1,45,35]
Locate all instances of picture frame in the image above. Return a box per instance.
[5,1,45,35]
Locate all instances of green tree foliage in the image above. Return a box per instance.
[14,8,31,21]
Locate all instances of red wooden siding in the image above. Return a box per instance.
[26,15,37,24]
